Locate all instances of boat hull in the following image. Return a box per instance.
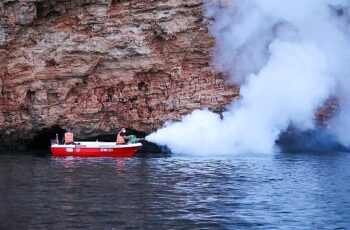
[51,142,142,157]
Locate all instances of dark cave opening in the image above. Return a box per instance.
[277,127,350,153]
[35,2,61,18]
[26,125,66,150]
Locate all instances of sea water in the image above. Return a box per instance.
[0,151,349,229]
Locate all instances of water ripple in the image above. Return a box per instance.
[0,152,349,229]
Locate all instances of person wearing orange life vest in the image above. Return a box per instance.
[63,129,74,145]
[116,128,129,144]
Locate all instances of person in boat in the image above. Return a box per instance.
[63,129,75,145]
[116,128,130,144]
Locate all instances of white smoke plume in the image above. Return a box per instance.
[146,0,350,154]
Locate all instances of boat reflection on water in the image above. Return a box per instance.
[115,158,126,171]
[49,156,153,227]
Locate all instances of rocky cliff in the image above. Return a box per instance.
[0,0,239,148]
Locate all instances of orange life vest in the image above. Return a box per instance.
[64,132,74,144]
[116,132,125,144]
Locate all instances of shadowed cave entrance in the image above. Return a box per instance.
[26,125,66,151]
[277,127,350,153]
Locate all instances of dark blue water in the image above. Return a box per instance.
[0,151,349,229]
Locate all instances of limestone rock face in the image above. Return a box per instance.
[0,0,239,147]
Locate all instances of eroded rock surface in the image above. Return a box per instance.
[0,0,239,147]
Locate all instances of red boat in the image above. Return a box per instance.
[51,141,142,157]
